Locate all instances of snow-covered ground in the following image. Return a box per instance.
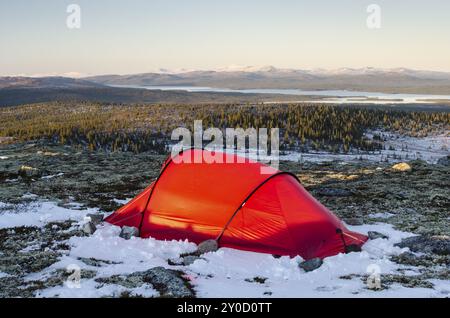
[1,199,449,298]
[0,200,97,229]
[222,131,449,164]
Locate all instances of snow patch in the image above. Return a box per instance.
[0,201,97,229]
[112,198,132,205]
[33,221,449,298]
[0,272,11,278]
[370,212,395,219]
[41,173,64,180]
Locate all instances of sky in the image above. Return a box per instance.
[1,0,450,76]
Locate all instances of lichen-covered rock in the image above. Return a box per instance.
[430,194,448,208]
[0,251,59,275]
[119,226,139,240]
[18,165,41,179]
[396,235,450,255]
[393,252,420,266]
[391,162,412,172]
[197,239,218,255]
[95,267,194,297]
[142,267,194,298]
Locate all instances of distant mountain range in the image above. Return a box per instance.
[2,67,450,107]
[2,67,450,94]
[0,76,304,107]
[84,66,450,94]
[0,76,102,89]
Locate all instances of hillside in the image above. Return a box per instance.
[0,84,305,107]
[85,67,450,95]
[0,77,102,89]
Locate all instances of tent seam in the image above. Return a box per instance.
[216,171,302,243]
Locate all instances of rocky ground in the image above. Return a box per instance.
[0,142,449,297]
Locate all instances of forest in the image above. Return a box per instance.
[0,102,449,154]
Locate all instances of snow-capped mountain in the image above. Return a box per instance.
[84,66,450,94]
[143,65,450,78]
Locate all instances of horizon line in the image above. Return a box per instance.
[3,65,450,79]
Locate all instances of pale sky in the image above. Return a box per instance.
[1,0,450,76]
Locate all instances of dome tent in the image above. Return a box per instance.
[105,149,367,260]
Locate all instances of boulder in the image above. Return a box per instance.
[82,221,97,235]
[167,258,184,266]
[345,244,362,253]
[142,267,194,298]
[344,218,364,226]
[368,231,389,240]
[95,267,194,297]
[197,239,218,254]
[119,226,139,240]
[391,162,412,172]
[18,165,41,179]
[86,213,104,225]
[396,235,450,255]
[183,255,200,266]
[299,258,323,272]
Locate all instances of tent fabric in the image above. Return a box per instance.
[105,149,367,259]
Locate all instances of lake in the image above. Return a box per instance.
[110,85,450,104]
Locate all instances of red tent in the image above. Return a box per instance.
[105,149,367,259]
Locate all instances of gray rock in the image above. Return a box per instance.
[78,257,122,267]
[0,251,59,275]
[96,267,195,297]
[396,235,450,255]
[197,239,218,254]
[430,194,448,208]
[142,266,194,298]
[299,258,323,272]
[344,218,364,226]
[436,155,450,166]
[119,226,139,240]
[368,231,389,240]
[394,252,420,265]
[316,188,353,197]
[96,273,145,289]
[182,255,200,266]
[167,258,184,266]
[345,244,362,253]
[380,274,434,289]
[18,165,41,179]
[86,213,104,225]
[82,221,96,235]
